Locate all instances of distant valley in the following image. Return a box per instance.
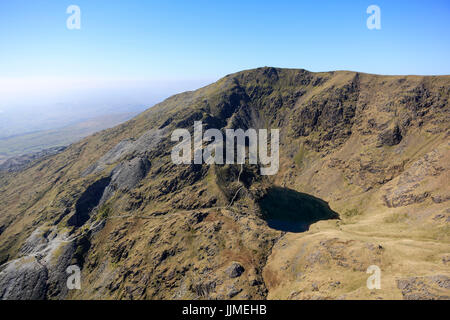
[0,112,140,165]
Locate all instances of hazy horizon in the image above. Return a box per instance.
[0,77,214,138]
[1,0,449,137]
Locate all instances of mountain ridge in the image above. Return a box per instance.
[0,67,449,300]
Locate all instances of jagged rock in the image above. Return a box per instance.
[45,241,77,299]
[249,277,262,286]
[330,281,341,288]
[99,157,151,204]
[0,258,48,300]
[19,228,50,256]
[443,256,450,265]
[82,140,134,176]
[110,239,136,263]
[382,147,445,207]
[82,128,165,177]
[431,195,450,203]
[377,124,402,147]
[225,262,245,278]
[0,226,78,300]
[397,275,450,300]
[227,286,242,298]
[191,281,216,297]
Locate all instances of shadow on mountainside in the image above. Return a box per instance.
[258,186,339,233]
[68,177,111,228]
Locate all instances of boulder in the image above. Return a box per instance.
[225,262,245,278]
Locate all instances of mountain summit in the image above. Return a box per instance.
[0,67,449,300]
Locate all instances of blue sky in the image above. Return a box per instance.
[0,0,449,113]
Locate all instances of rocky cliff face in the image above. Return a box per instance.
[0,67,449,300]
